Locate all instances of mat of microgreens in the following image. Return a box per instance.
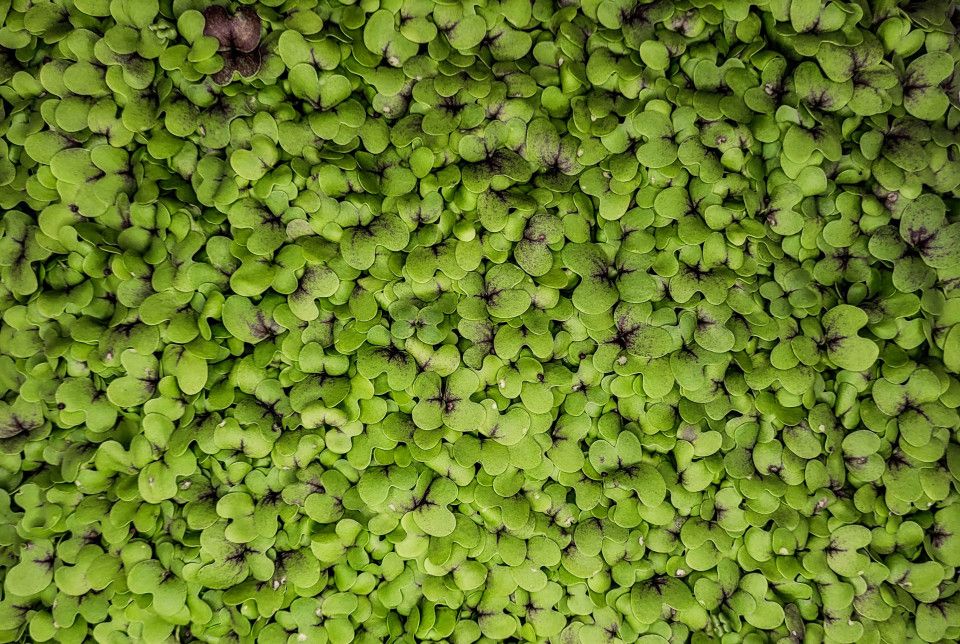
[1,1,960,643]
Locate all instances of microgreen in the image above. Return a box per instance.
[2,2,959,642]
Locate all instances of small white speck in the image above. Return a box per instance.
[387,56,400,67]
[498,379,506,388]
[676,569,686,577]
[298,634,308,642]
[217,420,226,428]
[779,548,788,555]
[383,106,392,114]
[576,149,583,157]
[638,537,644,546]
[617,356,627,365]
[558,57,565,65]
[388,504,396,511]
[180,481,191,489]
[817,424,825,432]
